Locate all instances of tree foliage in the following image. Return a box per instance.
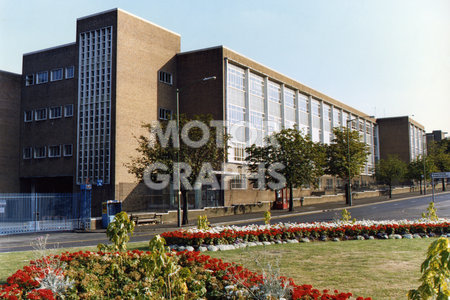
[408,237,450,300]
[428,140,450,173]
[246,127,326,211]
[126,114,229,224]
[325,127,370,181]
[375,155,407,198]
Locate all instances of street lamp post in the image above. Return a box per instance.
[423,134,427,195]
[346,119,353,206]
[176,76,216,227]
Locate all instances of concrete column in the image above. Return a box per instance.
[280,84,285,129]
[263,76,269,136]
[308,96,313,139]
[319,100,325,143]
[294,90,300,129]
[244,68,251,147]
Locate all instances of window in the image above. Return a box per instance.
[36,71,48,84]
[35,108,47,121]
[64,104,73,117]
[24,111,33,122]
[65,66,74,79]
[159,71,172,85]
[233,144,245,161]
[159,108,172,120]
[230,175,247,189]
[48,145,61,158]
[50,68,63,81]
[49,107,62,119]
[23,147,32,159]
[25,74,34,86]
[34,146,46,159]
[63,144,73,157]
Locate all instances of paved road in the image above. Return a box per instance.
[233,192,450,226]
[0,191,448,253]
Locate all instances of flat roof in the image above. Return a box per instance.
[77,8,180,37]
[23,42,76,57]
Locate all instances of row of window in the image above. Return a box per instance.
[23,144,73,159]
[159,71,173,85]
[24,105,73,122]
[25,66,74,86]
[159,108,172,120]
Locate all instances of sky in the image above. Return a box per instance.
[1,0,449,134]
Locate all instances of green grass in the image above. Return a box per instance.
[0,239,433,299]
[207,239,433,300]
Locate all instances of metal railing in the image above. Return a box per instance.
[0,192,90,236]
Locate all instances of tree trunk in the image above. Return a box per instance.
[182,190,189,225]
[419,179,422,194]
[389,184,392,199]
[442,178,446,192]
[289,183,294,212]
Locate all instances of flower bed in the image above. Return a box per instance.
[161,219,450,248]
[0,250,371,300]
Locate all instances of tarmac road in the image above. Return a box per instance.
[0,191,449,253]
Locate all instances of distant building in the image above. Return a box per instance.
[2,8,387,214]
[426,130,447,150]
[0,71,21,193]
[376,116,426,163]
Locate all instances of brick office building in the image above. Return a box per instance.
[376,116,426,164]
[0,71,21,193]
[3,8,383,215]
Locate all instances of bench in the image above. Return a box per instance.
[130,213,163,225]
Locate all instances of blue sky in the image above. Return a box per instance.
[1,0,449,133]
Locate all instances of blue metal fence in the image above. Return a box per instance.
[0,192,90,236]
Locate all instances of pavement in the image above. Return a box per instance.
[0,188,448,252]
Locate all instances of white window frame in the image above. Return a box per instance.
[63,144,73,157]
[159,71,173,85]
[48,145,61,158]
[230,175,247,190]
[25,74,34,86]
[23,147,32,159]
[65,66,74,79]
[36,71,48,84]
[34,146,46,159]
[159,108,172,120]
[50,68,63,81]
[49,106,62,119]
[24,111,33,122]
[64,104,73,117]
[35,108,47,121]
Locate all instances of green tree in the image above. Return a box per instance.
[428,140,450,191]
[407,156,435,194]
[325,127,370,204]
[246,128,326,211]
[127,114,229,225]
[375,155,407,198]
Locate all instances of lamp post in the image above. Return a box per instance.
[346,119,353,206]
[423,134,427,195]
[176,76,216,227]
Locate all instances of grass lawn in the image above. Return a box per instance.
[0,238,433,299]
[207,238,433,299]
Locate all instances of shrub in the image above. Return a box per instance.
[98,211,135,252]
[408,237,450,299]
[422,202,439,222]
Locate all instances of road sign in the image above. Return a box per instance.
[97,179,103,186]
[80,184,92,190]
[431,172,450,179]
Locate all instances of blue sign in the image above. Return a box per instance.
[80,184,92,190]
[97,179,103,186]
